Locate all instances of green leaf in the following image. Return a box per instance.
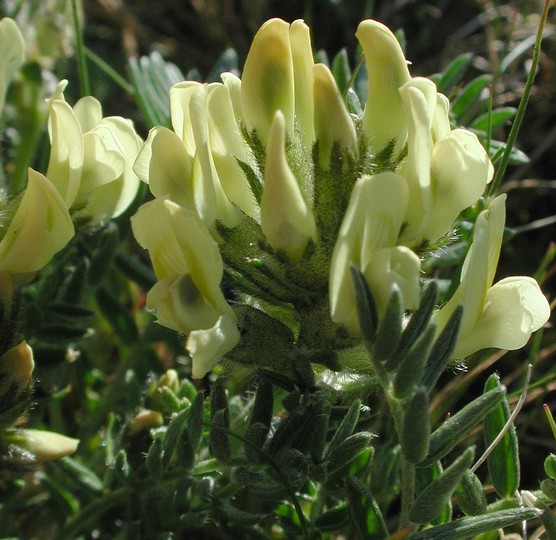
[145,437,164,477]
[209,409,231,464]
[456,470,487,516]
[436,52,473,94]
[451,74,492,121]
[408,508,542,539]
[401,388,431,464]
[394,324,436,399]
[314,502,350,532]
[470,107,516,132]
[410,447,475,524]
[371,286,403,361]
[114,252,156,289]
[311,393,332,463]
[421,306,463,392]
[545,454,556,480]
[326,399,361,458]
[327,432,373,476]
[350,266,378,347]
[422,386,505,466]
[88,222,120,286]
[483,374,520,498]
[218,499,267,526]
[388,281,438,371]
[345,476,388,540]
[332,48,352,93]
[57,457,104,495]
[95,287,138,345]
[162,408,190,468]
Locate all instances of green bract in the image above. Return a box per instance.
[131,18,550,379]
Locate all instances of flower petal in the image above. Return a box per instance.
[187,315,241,379]
[261,110,316,259]
[0,18,24,114]
[313,63,357,168]
[356,19,411,154]
[0,169,74,274]
[241,18,295,143]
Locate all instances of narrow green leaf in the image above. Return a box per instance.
[188,391,205,452]
[311,394,332,463]
[421,306,463,392]
[451,74,492,120]
[437,52,473,94]
[410,447,475,524]
[408,508,542,539]
[88,222,120,286]
[59,258,90,304]
[209,409,231,463]
[372,286,403,361]
[394,325,436,399]
[57,457,104,495]
[95,287,138,345]
[145,437,164,477]
[210,378,228,420]
[327,432,373,476]
[114,251,156,290]
[162,408,190,468]
[325,399,361,459]
[314,502,350,532]
[456,470,487,516]
[422,386,505,466]
[401,388,431,464]
[483,374,520,498]
[389,281,438,371]
[219,499,267,526]
[332,48,352,93]
[350,265,378,346]
[345,476,388,540]
[470,107,516,132]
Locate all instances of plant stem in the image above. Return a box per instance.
[72,0,90,97]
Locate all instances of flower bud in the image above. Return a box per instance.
[6,428,79,464]
[0,341,34,399]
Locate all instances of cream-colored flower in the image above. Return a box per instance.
[0,168,74,275]
[46,81,142,222]
[0,341,34,398]
[131,197,238,378]
[6,428,79,464]
[435,195,550,358]
[330,172,420,334]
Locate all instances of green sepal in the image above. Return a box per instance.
[345,476,388,540]
[325,399,361,459]
[545,454,556,480]
[327,432,373,476]
[456,469,487,516]
[350,266,378,347]
[422,386,505,466]
[388,281,438,372]
[408,508,542,539]
[88,221,120,286]
[421,305,463,392]
[410,447,475,524]
[401,388,430,464]
[393,324,436,399]
[483,373,520,498]
[371,286,403,361]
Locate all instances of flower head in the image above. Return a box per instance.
[132,18,548,378]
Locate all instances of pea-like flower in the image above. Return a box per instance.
[132,17,548,378]
[435,195,550,358]
[46,80,143,223]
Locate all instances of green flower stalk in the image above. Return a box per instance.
[132,18,550,379]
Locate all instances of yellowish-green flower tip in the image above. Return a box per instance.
[290,19,315,150]
[187,315,241,379]
[241,18,295,143]
[0,18,24,114]
[313,63,358,168]
[0,169,74,275]
[128,409,164,436]
[436,195,551,358]
[0,341,34,398]
[356,19,411,155]
[9,428,79,464]
[156,369,180,394]
[330,172,414,333]
[260,110,317,260]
